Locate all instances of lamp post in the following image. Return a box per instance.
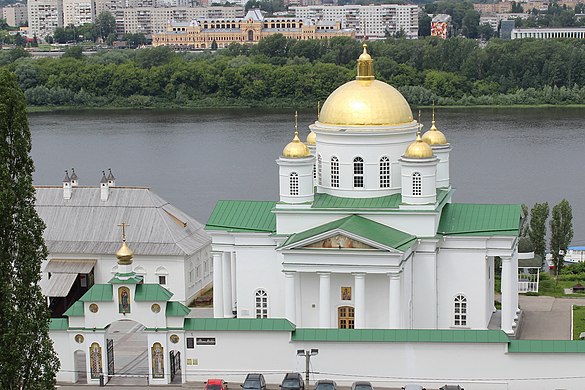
[296,348,318,385]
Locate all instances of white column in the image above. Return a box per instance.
[388,273,401,328]
[501,256,513,333]
[318,272,331,328]
[222,252,233,318]
[212,252,223,318]
[354,273,366,329]
[513,251,520,318]
[231,251,237,315]
[285,271,296,324]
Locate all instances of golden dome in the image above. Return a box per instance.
[283,132,311,158]
[422,107,447,145]
[404,132,434,159]
[306,130,316,146]
[318,43,412,127]
[116,241,134,265]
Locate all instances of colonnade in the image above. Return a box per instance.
[285,271,403,329]
[512,29,585,39]
[500,253,520,334]
[212,251,236,318]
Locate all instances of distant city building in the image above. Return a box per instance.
[431,13,451,39]
[479,13,500,30]
[523,0,549,12]
[27,0,63,39]
[152,8,355,49]
[63,0,94,26]
[119,5,243,35]
[511,27,585,38]
[290,4,419,39]
[473,1,513,14]
[1,4,28,27]
[499,19,516,39]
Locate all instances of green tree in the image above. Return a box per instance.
[62,45,84,59]
[96,11,116,41]
[529,202,549,261]
[550,199,573,277]
[0,70,60,389]
[418,12,432,37]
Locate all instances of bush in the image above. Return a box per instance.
[518,237,534,253]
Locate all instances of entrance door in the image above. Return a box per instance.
[106,338,114,379]
[338,306,355,329]
[170,351,181,383]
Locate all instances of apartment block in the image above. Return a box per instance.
[27,0,63,39]
[290,4,419,39]
[63,0,93,26]
[2,4,28,27]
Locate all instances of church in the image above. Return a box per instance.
[206,43,522,335]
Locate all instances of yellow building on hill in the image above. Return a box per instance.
[152,9,355,49]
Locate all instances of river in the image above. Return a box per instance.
[28,107,585,243]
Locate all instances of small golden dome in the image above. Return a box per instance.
[283,132,311,158]
[422,107,447,145]
[116,241,134,265]
[405,132,434,159]
[306,131,316,146]
[358,43,372,62]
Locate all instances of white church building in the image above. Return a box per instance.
[48,45,585,390]
[206,44,521,335]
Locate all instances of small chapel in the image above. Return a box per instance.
[206,44,523,334]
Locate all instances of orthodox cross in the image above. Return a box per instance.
[118,222,130,241]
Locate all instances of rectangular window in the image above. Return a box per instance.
[159,275,166,285]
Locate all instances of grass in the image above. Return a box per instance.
[573,306,585,340]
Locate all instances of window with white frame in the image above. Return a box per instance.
[454,294,468,326]
[353,157,364,188]
[412,172,422,195]
[255,289,268,318]
[289,172,299,195]
[318,154,322,185]
[380,156,390,188]
[331,156,339,188]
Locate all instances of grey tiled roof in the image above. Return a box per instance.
[35,186,210,256]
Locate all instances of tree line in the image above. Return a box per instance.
[3,35,585,107]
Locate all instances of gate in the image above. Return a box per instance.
[106,338,114,379]
[170,351,181,382]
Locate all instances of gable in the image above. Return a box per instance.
[304,234,376,250]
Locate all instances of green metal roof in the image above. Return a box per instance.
[166,301,191,317]
[292,328,510,343]
[134,284,174,301]
[206,200,277,233]
[311,189,450,210]
[63,301,84,317]
[80,284,113,302]
[508,340,585,353]
[49,318,69,330]
[281,215,416,252]
[109,274,144,284]
[438,203,523,236]
[183,318,296,331]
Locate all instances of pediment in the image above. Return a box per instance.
[303,234,376,250]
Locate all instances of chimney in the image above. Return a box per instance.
[107,168,116,187]
[63,170,72,200]
[100,171,109,201]
[70,168,78,187]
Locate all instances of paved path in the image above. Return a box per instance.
[518,295,585,339]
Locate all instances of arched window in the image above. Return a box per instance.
[331,156,339,188]
[353,157,364,188]
[454,294,467,326]
[289,172,299,195]
[379,156,390,188]
[317,154,322,185]
[412,172,422,196]
[255,289,268,318]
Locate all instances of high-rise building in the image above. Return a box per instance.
[290,4,419,39]
[2,4,29,27]
[63,0,94,26]
[27,0,63,39]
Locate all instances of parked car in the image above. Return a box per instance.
[241,373,266,390]
[402,385,426,390]
[206,379,229,390]
[314,380,337,390]
[280,373,305,390]
[351,381,374,390]
[439,385,464,390]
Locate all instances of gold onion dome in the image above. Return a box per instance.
[422,109,447,145]
[306,131,316,146]
[318,43,413,127]
[405,132,434,159]
[283,131,311,158]
[116,240,134,265]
